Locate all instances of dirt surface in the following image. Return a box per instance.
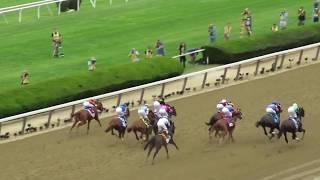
[1,63,320,180]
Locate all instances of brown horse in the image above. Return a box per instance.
[278,107,305,143]
[127,111,157,141]
[105,104,130,140]
[209,110,243,143]
[70,101,105,134]
[144,133,179,165]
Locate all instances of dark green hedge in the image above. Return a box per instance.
[202,24,320,64]
[0,58,183,118]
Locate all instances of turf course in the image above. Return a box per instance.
[0,0,314,114]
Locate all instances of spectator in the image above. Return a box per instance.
[313,7,320,22]
[298,7,306,26]
[144,47,153,59]
[21,70,29,85]
[241,8,252,37]
[88,57,96,71]
[128,48,140,62]
[155,40,165,56]
[271,24,279,32]
[224,23,232,40]
[245,16,253,36]
[51,28,63,58]
[279,9,289,29]
[178,42,187,67]
[208,24,216,43]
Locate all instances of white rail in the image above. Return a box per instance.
[1,42,319,126]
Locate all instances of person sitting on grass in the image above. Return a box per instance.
[21,70,29,85]
[271,23,279,32]
[128,48,140,62]
[145,47,153,59]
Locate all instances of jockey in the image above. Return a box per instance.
[288,105,299,130]
[266,102,280,124]
[157,108,171,143]
[272,101,282,114]
[153,100,162,119]
[292,103,300,120]
[219,99,228,106]
[138,104,150,127]
[222,107,234,127]
[83,98,97,117]
[116,106,127,128]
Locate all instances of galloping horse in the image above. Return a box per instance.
[70,101,105,134]
[256,106,283,139]
[105,104,130,140]
[278,107,305,143]
[144,129,179,165]
[127,111,157,141]
[209,110,243,143]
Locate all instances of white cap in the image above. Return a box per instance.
[217,103,224,110]
[116,107,122,113]
[220,99,227,104]
[153,101,160,108]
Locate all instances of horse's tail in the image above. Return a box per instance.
[255,120,261,128]
[144,136,155,151]
[205,122,211,126]
[105,124,112,133]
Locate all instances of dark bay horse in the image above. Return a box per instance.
[105,105,130,140]
[278,107,305,143]
[70,101,105,134]
[256,106,283,139]
[127,111,157,141]
[209,110,243,143]
[144,132,179,165]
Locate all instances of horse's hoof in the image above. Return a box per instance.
[295,138,300,141]
[271,131,277,135]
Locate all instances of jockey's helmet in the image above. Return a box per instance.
[89,98,96,105]
[272,100,278,105]
[220,99,227,104]
[116,107,122,114]
[144,104,149,107]
[292,103,298,110]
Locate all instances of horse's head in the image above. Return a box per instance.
[298,106,305,118]
[95,101,105,113]
[169,106,177,117]
[233,108,243,120]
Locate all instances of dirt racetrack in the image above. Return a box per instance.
[1,63,320,180]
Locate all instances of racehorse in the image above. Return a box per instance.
[256,106,283,139]
[105,104,130,140]
[127,111,157,141]
[209,110,243,143]
[278,107,305,143]
[70,101,105,134]
[144,129,179,165]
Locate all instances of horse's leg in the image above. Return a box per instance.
[284,131,289,143]
[301,128,306,140]
[268,127,275,140]
[152,146,161,165]
[293,132,300,141]
[133,130,139,141]
[229,128,235,143]
[262,126,268,136]
[95,118,102,127]
[164,144,169,159]
[87,120,91,134]
[70,120,78,133]
[147,144,154,159]
[169,139,179,150]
